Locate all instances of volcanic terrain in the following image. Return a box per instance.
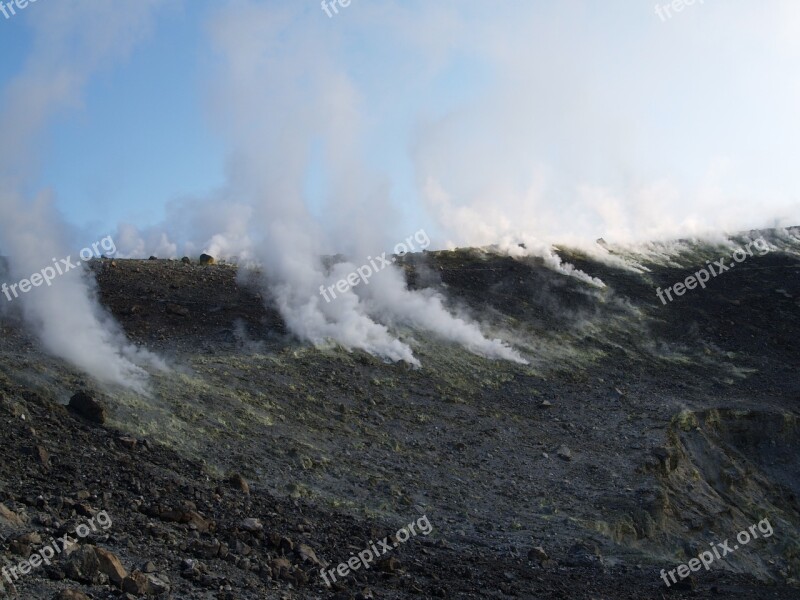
[0,229,798,599]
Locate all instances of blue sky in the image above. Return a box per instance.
[0,0,489,245]
[1,0,799,256]
[6,1,225,233]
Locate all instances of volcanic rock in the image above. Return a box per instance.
[68,391,107,424]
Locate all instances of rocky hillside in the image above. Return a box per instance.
[0,229,798,599]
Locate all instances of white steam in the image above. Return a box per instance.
[8,1,796,374]
[205,2,526,365]
[405,1,800,247]
[0,0,170,391]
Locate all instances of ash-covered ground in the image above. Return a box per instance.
[1,230,799,599]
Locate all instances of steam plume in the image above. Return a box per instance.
[0,0,170,391]
[206,2,525,365]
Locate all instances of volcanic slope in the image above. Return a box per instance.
[0,228,798,599]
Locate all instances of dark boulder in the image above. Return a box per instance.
[68,391,107,424]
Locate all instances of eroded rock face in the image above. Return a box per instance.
[638,409,800,579]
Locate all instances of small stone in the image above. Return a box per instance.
[378,556,400,573]
[181,256,191,264]
[10,532,42,557]
[241,518,263,532]
[22,533,43,545]
[94,547,128,586]
[31,445,50,468]
[180,558,197,571]
[233,540,251,556]
[121,304,141,316]
[528,546,548,562]
[166,303,189,317]
[54,591,91,600]
[146,573,171,594]
[269,557,291,578]
[556,445,572,461]
[228,473,250,495]
[295,544,322,566]
[142,561,158,573]
[566,542,602,567]
[199,253,215,265]
[541,558,559,569]
[0,503,24,527]
[117,436,138,449]
[159,509,214,533]
[539,400,553,408]
[191,538,222,559]
[64,544,102,584]
[121,571,149,595]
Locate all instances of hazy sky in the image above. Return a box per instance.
[1,0,799,253]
